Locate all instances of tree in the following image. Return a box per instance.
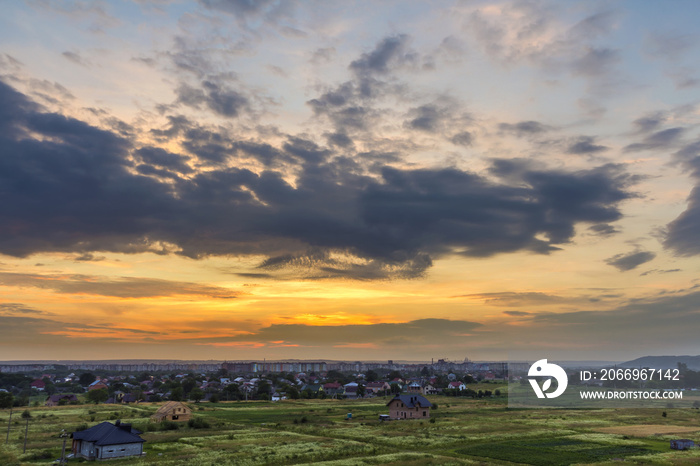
[420,366,430,377]
[388,371,403,381]
[79,373,97,386]
[224,384,241,401]
[0,392,13,409]
[87,388,109,404]
[209,394,220,403]
[182,378,197,396]
[256,381,272,398]
[170,387,184,401]
[190,388,204,403]
[365,370,378,382]
[390,383,402,395]
[21,409,31,419]
[357,384,366,398]
[285,385,300,400]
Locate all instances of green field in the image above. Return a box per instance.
[1,388,700,465]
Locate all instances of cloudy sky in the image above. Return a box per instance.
[1,0,700,362]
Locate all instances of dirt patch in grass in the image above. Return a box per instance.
[596,425,700,437]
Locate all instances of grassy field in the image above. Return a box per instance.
[1,387,700,465]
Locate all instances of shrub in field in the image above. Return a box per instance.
[188,417,211,429]
[160,421,179,431]
[74,423,88,432]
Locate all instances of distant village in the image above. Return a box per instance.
[0,359,509,408]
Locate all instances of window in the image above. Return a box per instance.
[423,411,426,416]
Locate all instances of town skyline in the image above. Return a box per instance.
[2,1,700,362]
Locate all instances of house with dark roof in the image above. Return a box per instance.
[387,395,432,420]
[323,382,344,397]
[71,421,145,460]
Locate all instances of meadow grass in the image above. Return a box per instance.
[1,389,700,465]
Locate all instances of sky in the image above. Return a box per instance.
[1,0,700,362]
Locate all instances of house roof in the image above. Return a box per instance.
[31,379,45,388]
[366,382,386,388]
[154,401,190,415]
[72,421,144,446]
[387,395,432,408]
[47,394,77,402]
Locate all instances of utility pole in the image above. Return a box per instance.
[5,407,12,444]
[59,429,68,466]
[23,417,29,453]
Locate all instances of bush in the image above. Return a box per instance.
[23,450,53,460]
[74,423,88,432]
[160,421,179,431]
[187,417,210,429]
[429,418,436,424]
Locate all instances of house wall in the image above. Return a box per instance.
[79,440,95,459]
[388,400,430,419]
[97,442,143,460]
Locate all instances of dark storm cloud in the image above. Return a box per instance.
[198,0,285,22]
[349,34,415,76]
[324,132,353,149]
[175,81,249,118]
[664,185,700,256]
[0,79,638,278]
[62,51,89,67]
[570,47,620,77]
[0,303,52,316]
[450,131,473,147]
[208,318,482,347]
[403,102,466,133]
[632,113,666,133]
[457,292,567,306]
[521,290,700,350]
[0,272,240,299]
[503,310,531,317]
[588,223,619,236]
[135,147,193,174]
[605,250,656,271]
[567,136,608,155]
[74,252,105,262]
[664,138,700,256]
[498,120,550,136]
[623,127,685,152]
[307,34,425,139]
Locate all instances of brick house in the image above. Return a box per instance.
[365,381,390,394]
[387,395,432,420]
[88,380,109,391]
